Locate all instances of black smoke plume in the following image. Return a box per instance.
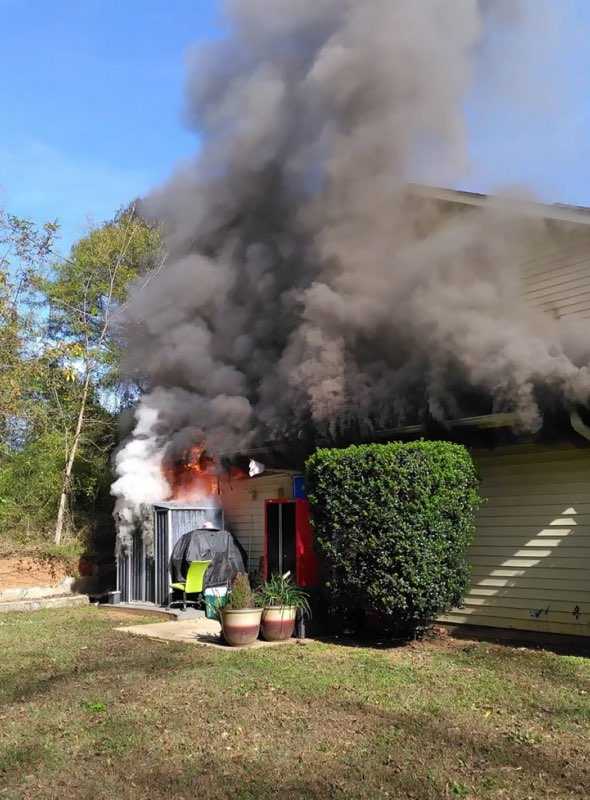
[112,0,589,514]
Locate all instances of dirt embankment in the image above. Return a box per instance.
[0,556,71,590]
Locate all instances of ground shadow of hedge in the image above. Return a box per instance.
[62,702,588,800]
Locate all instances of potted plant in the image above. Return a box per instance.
[259,573,311,641]
[220,573,262,647]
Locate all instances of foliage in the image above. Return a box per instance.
[0,404,113,547]
[42,206,163,401]
[0,432,67,541]
[258,573,311,616]
[305,441,481,637]
[225,572,259,610]
[44,206,163,543]
[0,204,162,548]
[0,211,58,438]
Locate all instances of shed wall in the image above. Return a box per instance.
[220,473,295,576]
[440,444,590,637]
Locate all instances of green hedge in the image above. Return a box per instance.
[305,441,481,637]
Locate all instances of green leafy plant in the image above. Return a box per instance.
[449,782,469,798]
[224,572,259,610]
[258,573,311,616]
[305,441,481,638]
[82,700,107,713]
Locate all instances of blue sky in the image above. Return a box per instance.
[0,0,221,252]
[465,0,590,204]
[1,1,590,255]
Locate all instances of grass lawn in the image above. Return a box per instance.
[1,608,590,799]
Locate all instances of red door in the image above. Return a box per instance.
[264,499,319,588]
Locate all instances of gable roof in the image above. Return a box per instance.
[409,184,590,227]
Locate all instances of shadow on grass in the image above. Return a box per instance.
[315,624,590,659]
[445,624,590,659]
[0,742,54,777]
[0,634,215,706]
[61,702,587,800]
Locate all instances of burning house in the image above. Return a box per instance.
[113,182,590,638]
[114,446,318,606]
[111,2,590,640]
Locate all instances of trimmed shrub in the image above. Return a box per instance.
[305,441,481,637]
[225,572,258,610]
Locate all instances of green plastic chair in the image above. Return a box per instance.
[170,560,211,610]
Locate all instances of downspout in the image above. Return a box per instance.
[568,407,589,628]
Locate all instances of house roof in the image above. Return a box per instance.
[408,184,590,227]
[232,187,590,461]
[154,501,221,510]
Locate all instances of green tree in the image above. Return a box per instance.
[0,210,68,547]
[44,207,162,543]
[0,209,58,438]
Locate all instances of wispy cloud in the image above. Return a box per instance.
[0,138,157,254]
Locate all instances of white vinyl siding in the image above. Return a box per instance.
[413,187,590,320]
[220,473,294,576]
[522,232,590,320]
[440,445,590,637]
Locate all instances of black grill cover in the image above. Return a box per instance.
[169,527,247,589]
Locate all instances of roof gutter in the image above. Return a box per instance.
[234,412,518,459]
[370,412,518,439]
[570,408,590,442]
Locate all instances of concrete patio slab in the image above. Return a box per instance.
[99,602,206,622]
[116,617,305,650]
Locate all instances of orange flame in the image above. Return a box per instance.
[162,445,250,501]
[163,445,219,501]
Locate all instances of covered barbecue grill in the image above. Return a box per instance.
[169,525,247,591]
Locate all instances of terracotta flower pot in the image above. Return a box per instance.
[221,608,262,647]
[261,606,297,641]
